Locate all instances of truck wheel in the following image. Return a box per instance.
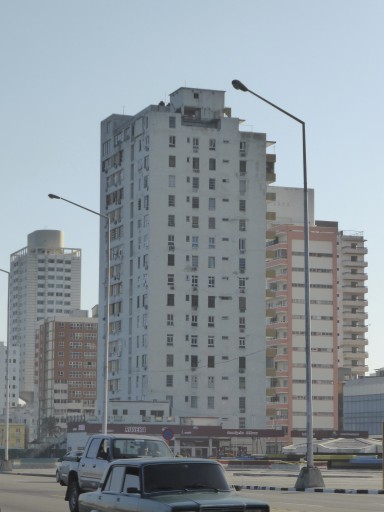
[68,478,80,512]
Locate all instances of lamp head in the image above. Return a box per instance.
[232,79,248,92]
[48,193,60,199]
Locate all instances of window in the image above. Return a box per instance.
[191,355,198,368]
[239,238,246,252]
[239,317,246,331]
[167,314,174,326]
[208,256,215,269]
[208,396,215,409]
[209,158,216,170]
[239,337,246,349]
[239,258,246,273]
[191,314,198,327]
[192,236,199,249]
[239,397,246,413]
[166,354,174,367]
[208,315,215,328]
[208,198,216,211]
[169,175,176,187]
[166,375,174,387]
[208,217,216,229]
[191,295,199,309]
[167,334,174,346]
[192,157,199,172]
[192,197,199,209]
[240,141,247,153]
[191,335,198,347]
[239,160,247,175]
[239,376,246,389]
[208,237,215,249]
[208,296,215,308]
[208,376,215,389]
[167,294,174,306]
[192,137,199,149]
[169,116,176,128]
[168,215,175,227]
[168,195,175,207]
[208,336,215,347]
[239,179,247,195]
[239,356,246,371]
[239,199,246,212]
[192,275,198,287]
[192,177,199,189]
[191,255,199,269]
[208,355,215,367]
[209,178,216,190]
[192,216,199,228]
[190,396,198,408]
[169,155,176,167]
[209,139,216,151]
[239,296,246,312]
[169,135,176,147]
[208,276,215,288]
[239,219,246,231]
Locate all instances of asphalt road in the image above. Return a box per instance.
[0,469,383,512]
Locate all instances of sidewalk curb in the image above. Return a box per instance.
[239,484,384,494]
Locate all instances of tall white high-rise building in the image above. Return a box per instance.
[98,87,276,428]
[10,230,81,405]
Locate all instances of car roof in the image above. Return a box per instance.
[110,457,220,468]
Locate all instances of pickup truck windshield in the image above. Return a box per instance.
[143,462,230,493]
[112,438,173,458]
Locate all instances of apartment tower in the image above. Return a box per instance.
[98,87,275,428]
[10,230,81,405]
[266,187,339,442]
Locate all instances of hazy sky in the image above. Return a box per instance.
[1,0,383,370]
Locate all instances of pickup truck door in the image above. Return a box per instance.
[80,438,110,491]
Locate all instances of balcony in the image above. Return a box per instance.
[341,245,367,254]
[342,285,368,294]
[342,272,368,281]
[341,337,368,346]
[343,350,368,360]
[343,324,368,333]
[342,311,368,320]
[342,298,368,307]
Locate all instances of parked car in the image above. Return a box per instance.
[78,458,270,512]
[56,450,84,485]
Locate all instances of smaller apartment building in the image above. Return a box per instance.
[265,221,339,441]
[36,311,98,436]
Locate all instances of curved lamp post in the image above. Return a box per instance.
[232,80,324,489]
[48,194,110,435]
[0,268,11,469]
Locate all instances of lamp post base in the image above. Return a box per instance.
[0,460,13,472]
[295,466,324,490]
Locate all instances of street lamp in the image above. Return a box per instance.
[232,79,324,488]
[48,194,110,435]
[0,268,11,470]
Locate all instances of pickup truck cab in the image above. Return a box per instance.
[65,433,173,512]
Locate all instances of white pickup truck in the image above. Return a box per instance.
[64,433,174,512]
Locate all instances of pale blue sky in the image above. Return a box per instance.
[1,0,383,370]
